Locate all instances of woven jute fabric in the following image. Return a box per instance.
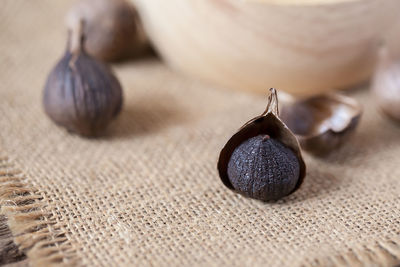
[1,1,400,266]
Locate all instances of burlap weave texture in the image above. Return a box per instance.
[0,1,400,266]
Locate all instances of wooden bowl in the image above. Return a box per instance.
[132,0,400,96]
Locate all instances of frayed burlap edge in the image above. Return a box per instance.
[0,156,77,267]
[309,237,400,267]
[0,214,26,264]
[0,155,399,267]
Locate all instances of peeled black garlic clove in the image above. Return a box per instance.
[280,93,362,156]
[218,88,306,201]
[66,0,148,62]
[43,21,123,137]
[371,46,400,122]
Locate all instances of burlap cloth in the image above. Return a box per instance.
[1,1,400,266]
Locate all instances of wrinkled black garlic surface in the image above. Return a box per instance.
[227,135,300,201]
[218,88,306,202]
[43,21,123,137]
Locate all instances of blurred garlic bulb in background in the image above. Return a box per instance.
[66,0,148,62]
[43,21,123,137]
[371,46,400,122]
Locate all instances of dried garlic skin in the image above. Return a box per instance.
[218,88,306,201]
[281,94,362,156]
[227,135,300,201]
[43,25,123,137]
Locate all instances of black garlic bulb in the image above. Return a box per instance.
[218,88,306,201]
[43,21,123,137]
[227,135,300,201]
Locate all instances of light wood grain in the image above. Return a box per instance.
[133,0,400,96]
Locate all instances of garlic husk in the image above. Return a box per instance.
[280,93,362,156]
[371,46,400,122]
[218,88,306,199]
